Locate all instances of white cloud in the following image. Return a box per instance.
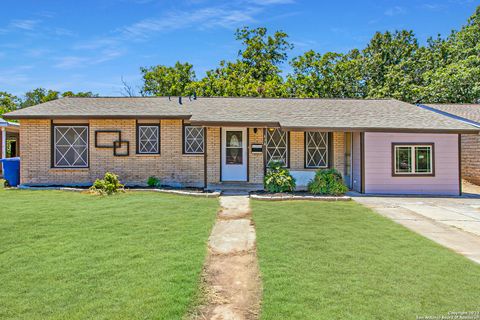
[54,49,125,69]
[52,27,76,37]
[246,0,294,5]
[0,66,34,88]
[2,17,75,39]
[60,0,294,69]
[384,6,406,16]
[54,56,88,69]
[120,6,259,39]
[25,48,52,57]
[9,19,40,30]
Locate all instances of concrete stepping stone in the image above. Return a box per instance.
[209,219,255,254]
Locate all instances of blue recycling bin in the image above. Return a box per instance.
[1,157,20,187]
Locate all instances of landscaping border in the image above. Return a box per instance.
[129,188,220,198]
[250,194,351,201]
[17,186,220,197]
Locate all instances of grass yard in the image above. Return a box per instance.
[0,188,218,319]
[253,200,480,320]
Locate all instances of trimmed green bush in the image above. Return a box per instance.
[147,176,162,188]
[90,172,124,195]
[264,160,296,193]
[307,169,348,195]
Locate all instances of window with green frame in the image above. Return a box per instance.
[393,144,433,175]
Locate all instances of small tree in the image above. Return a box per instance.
[90,172,124,195]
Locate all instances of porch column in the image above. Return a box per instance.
[1,127,6,159]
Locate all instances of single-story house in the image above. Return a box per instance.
[3,97,478,195]
[420,104,480,185]
[0,118,20,175]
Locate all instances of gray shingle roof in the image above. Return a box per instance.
[423,104,480,127]
[3,97,478,133]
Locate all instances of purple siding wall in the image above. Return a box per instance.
[364,132,460,195]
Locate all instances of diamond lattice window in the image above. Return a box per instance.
[184,126,204,154]
[265,128,288,166]
[305,132,328,168]
[53,126,89,168]
[138,125,159,154]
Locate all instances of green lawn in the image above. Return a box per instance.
[253,200,480,320]
[0,189,217,319]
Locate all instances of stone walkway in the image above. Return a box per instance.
[194,195,261,320]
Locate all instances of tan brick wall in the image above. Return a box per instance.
[332,132,345,175]
[289,131,345,175]
[20,119,204,187]
[19,120,347,187]
[461,133,480,185]
[248,128,264,183]
[289,131,304,169]
[206,127,221,184]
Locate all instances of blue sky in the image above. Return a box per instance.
[0,0,476,96]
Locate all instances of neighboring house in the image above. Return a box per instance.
[3,97,478,195]
[420,104,480,185]
[0,118,20,175]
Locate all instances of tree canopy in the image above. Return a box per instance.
[1,5,479,116]
[0,88,98,117]
[140,6,480,104]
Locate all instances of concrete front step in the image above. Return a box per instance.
[206,182,263,192]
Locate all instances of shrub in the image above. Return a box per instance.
[264,160,296,193]
[90,172,124,195]
[307,169,348,196]
[147,176,162,188]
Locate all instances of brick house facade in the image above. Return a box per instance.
[5,97,478,195]
[19,119,347,188]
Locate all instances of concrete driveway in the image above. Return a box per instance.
[353,195,480,264]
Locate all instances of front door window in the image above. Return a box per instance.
[226,131,243,164]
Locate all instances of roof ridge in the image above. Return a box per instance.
[63,96,399,102]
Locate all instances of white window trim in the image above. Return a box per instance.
[53,125,89,168]
[137,125,160,154]
[305,132,329,169]
[184,126,205,154]
[393,144,433,175]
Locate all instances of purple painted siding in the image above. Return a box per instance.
[352,132,362,192]
[364,132,459,195]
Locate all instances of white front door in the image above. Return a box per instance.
[221,128,247,181]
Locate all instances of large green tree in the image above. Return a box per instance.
[286,49,364,98]
[140,62,196,96]
[361,30,421,102]
[0,92,21,116]
[21,88,60,108]
[0,88,100,116]
[62,91,98,98]
[418,6,480,103]
[194,27,292,97]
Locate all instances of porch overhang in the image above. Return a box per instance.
[189,120,280,127]
[0,118,19,132]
